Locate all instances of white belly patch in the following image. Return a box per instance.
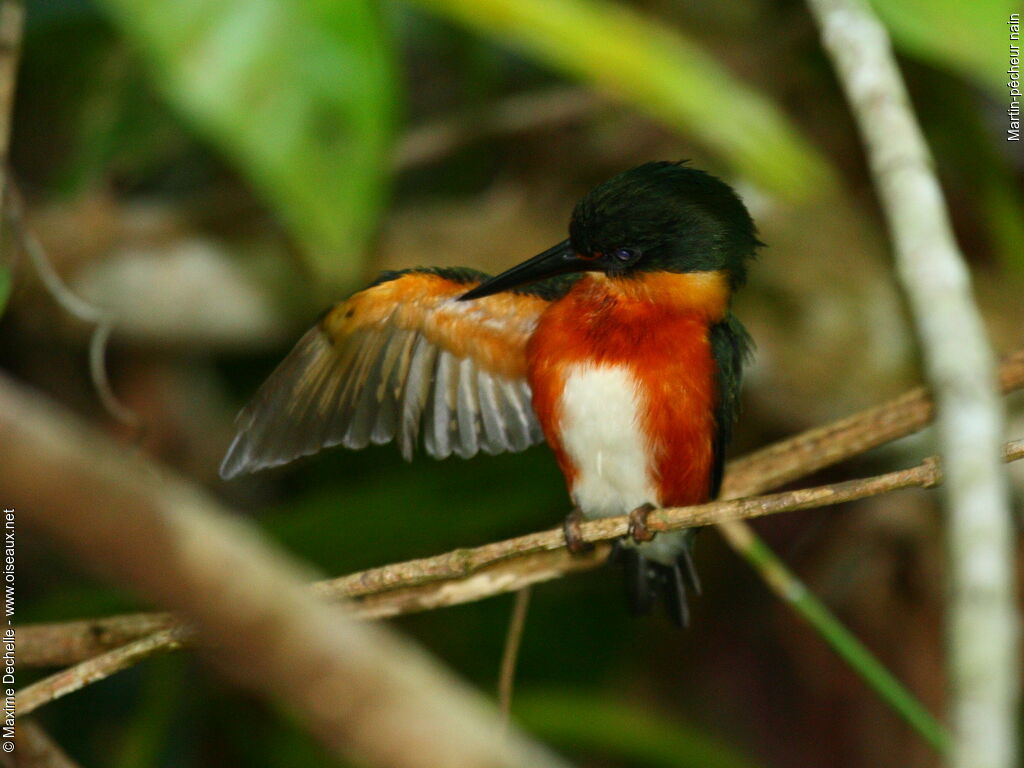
[558,363,658,518]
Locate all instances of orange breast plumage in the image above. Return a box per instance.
[526,272,727,517]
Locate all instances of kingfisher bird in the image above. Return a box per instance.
[221,161,757,626]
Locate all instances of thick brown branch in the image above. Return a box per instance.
[0,374,569,768]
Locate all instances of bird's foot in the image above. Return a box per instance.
[627,503,657,544]
[562,508,593,555]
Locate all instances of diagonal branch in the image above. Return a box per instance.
[722,347,1024,499]
[804,1,1017,766]
[19,347,1024,669]
[18,613,176,667]
[17,628,188,718]
[16,439,1024,717]
[317,454,953,613]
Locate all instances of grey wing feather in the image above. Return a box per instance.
[399,335,437,460]
[220,322,545,479]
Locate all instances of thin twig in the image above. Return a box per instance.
[17,628,189,718]
[325,456,950,610]
[16,440,1024,717]
[498,587,532,726]
[18,613,175,668]
[722,348,1024,500]
[88,319,140,427]
[5,185,139,429]
[805,2,1017,766]
[18,348,1024,669]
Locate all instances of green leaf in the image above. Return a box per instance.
[515,688,763,768]
[870,0,1016,93]
[96,0,397,289]
[405,0,834,200]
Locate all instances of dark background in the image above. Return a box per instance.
[4,0,1023,766]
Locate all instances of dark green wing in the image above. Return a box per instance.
[709,312,754,498]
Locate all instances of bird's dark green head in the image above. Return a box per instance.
[569,161,760,288]
[459,161,760,301]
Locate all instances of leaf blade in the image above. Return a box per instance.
[407,0,835,200]
[97,0,397,289]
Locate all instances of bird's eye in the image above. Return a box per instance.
[614,248,638,263]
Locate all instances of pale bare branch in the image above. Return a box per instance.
[804,2,1018,766]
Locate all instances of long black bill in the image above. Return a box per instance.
[459,239,589,301]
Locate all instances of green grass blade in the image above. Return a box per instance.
[733,526,951,754]
[406,0,835,200]
[96,0,397,290]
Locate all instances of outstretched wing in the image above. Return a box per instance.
[220,268,557,479]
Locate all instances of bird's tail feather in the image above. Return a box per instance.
[613,536,701,628]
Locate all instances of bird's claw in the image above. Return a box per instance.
[627,503,657,543]
[563,508,594,555]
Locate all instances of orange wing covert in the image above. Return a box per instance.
[220,271,551,479]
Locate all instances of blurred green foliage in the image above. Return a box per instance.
[516,688,764,768]
[110,656,186,768]
[10,0,1022,765]
[95,0,396,290]
[871,0,1017,94]
[408,0,835,200]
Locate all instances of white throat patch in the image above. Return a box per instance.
[558,363,658,518]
